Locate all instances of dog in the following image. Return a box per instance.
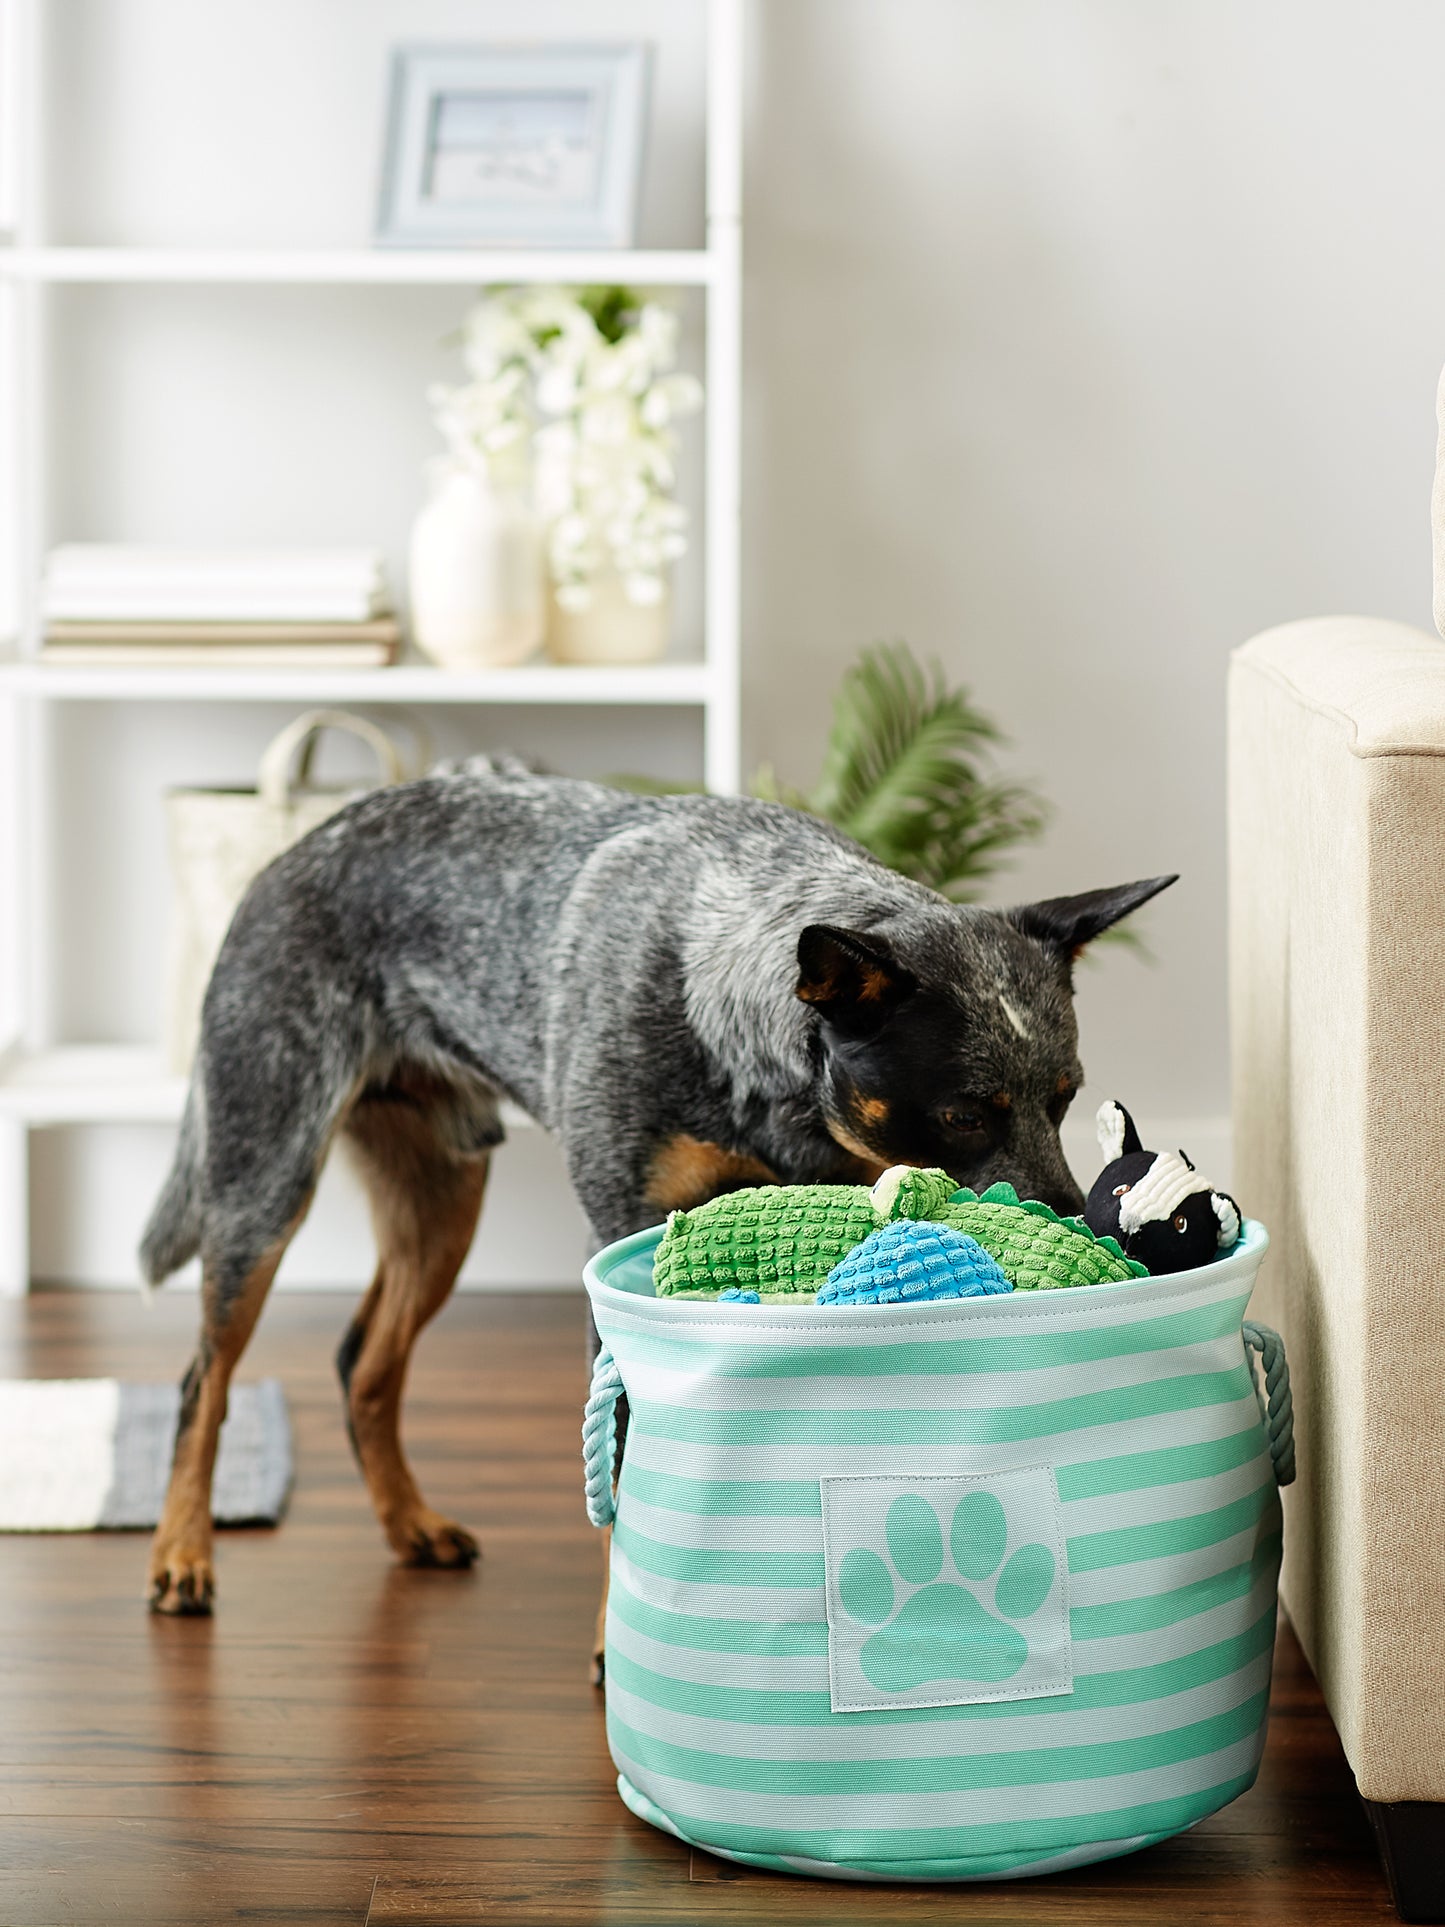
[138,758,1173,1617]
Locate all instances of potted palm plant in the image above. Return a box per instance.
[750,643,1048,901]
[619,642,1052,905]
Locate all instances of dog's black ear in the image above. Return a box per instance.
[796,925,917,1035]
[1007,876,1177,962]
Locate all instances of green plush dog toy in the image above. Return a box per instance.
[652,1164,1145,1300]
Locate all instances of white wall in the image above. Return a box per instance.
[23,0,1445,1281]
[745,0,1445,1144]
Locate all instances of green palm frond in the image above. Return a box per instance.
[809,646,995,824]
[607,640,1060,908]
[802,644,1047,900]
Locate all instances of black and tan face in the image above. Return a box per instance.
[795,878,1176,1217]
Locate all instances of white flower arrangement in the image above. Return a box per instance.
[428,285,703,610]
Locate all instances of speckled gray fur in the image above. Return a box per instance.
[140,762,1172,1301]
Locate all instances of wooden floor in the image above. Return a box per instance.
[0,1288,1396,1927]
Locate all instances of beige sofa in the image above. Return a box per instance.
[1230,592,1445,1920]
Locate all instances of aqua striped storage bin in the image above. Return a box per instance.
[582,1219,1292,1884]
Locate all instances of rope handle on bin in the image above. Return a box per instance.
[583,1345,624,1528]
[1242,1320,1296,1487]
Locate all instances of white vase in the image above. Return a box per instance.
[408,466,545,669]
[545,574,672,666]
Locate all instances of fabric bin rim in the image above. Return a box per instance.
[585,1217,1269,1334]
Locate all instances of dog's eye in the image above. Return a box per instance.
[1174,1214,1188,1232]
[1113,1183,1130,1197]
[941,1108,986,1137]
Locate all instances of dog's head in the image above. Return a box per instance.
[795,876,1175,1215]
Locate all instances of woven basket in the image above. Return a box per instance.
[163,710,410,1072]
[582,1219,1291,1883]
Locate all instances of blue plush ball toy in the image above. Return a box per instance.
[818,1219,1012,1306]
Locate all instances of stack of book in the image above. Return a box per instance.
[40,547,400,666]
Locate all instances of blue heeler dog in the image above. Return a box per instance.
[139,759,1172,1619]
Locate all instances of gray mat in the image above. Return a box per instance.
[101,1379,293,1528]
[0,1376,293,1531]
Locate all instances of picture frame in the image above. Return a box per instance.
[375,43,652,250]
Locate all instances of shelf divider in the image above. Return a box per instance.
[0,247,718,287]
[0,1044,533,1131]
[1,659,717,705]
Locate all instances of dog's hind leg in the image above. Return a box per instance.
[148,1211,308,1615]
[147,1007,361,1614]
[336,1079,491,1567]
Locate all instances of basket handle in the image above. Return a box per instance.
[1242,1320,1296,1487]
[585,1328,1294,1506]
[583,1345,624,1528]
[258,709,406,807]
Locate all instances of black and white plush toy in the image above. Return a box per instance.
[1083,1100,1242,1274]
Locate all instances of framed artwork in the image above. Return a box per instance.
[376,43,651,248]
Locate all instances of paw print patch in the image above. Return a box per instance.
[820,1468,1072,1712]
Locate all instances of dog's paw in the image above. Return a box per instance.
[397,1511,480,1570]
[147,1549,216,1616]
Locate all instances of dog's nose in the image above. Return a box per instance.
[1003,1173,1086,1217]
[961,1161,1085,1218]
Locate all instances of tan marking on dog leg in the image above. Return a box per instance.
[592,1525,611,1687]
[148,1223,301,1615]
[643,1135,778,1214]
[341,1094,489,1567]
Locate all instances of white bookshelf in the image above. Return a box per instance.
[0,0,743,1295]
[0,1044,534,1131]
[4,659,720,706]
[0,1044,191,1125]
[0,247,718,285]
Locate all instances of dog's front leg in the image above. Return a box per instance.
[337,1102,490,1566]
[592,1526,610,1685]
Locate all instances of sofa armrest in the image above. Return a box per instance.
[1229,615,1445,1806]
